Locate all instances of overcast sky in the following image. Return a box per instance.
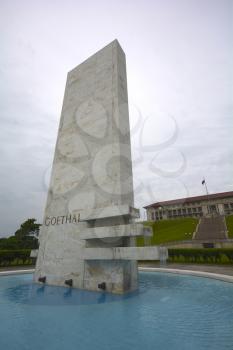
[0,0,232,236]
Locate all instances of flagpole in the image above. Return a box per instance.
[202,177,210,215]
[204,179,209,196]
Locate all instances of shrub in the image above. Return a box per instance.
[0,250,36,267]
[168,248,233,264]
[0,236,38,250]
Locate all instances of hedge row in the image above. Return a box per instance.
[0,236,38,250]
[168,248,233,264]
[1,248,233,266]
[0,250,36,266]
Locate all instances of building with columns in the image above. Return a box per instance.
[144,191,233,221]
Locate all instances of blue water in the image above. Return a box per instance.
[0,272,232,350]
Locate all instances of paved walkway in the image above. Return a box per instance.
[0,266,35,272]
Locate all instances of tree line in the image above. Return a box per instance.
[0,218,40,250]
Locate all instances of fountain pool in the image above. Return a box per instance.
[0,272,232,350]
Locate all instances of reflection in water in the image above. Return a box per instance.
[6,282,139,306]
[63,288,72,299]
[36,285,45,295]
[97,293,106,304]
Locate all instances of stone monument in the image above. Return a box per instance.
[34,40,162,294]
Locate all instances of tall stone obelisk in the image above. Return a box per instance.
[34,40,159,293]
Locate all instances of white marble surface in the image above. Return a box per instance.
[83,247,160,260]
[35,40,160,294]
[80,223,151,239]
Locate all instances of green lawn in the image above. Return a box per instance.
[137,218,198,246]
[226,215,233,238]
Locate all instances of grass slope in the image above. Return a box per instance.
[137,218,198,246]
[226,215,233,238]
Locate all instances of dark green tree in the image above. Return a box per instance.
[14,218,41,239]
[0,218,41,250]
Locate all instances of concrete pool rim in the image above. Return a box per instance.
[1,267,233,284]
[139,267,233,283]
[0,269,34,276]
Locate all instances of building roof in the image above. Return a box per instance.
[144,191,233,209]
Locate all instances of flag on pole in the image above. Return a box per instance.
[202,178,209,197]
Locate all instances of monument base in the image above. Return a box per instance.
[83,260,138,294]
[34,259,138,294]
